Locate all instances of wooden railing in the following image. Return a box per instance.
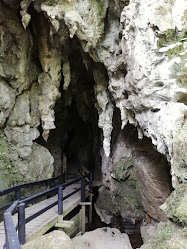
[0,174,64,212]
[4,201,21,249]
[2,172,93,249]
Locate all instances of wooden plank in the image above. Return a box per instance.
[62,211,81,238]
[89,194,93,225]
[81,205,86,235]
[0,181,90,246]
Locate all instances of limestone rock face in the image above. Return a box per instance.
[0,0,187,238]
[0,2,56,191]
[0,80,15,127]
[160,183,187,225]
[140,222,158,244]
[72,227,133,249]
[140,221,187,249]
[118,0,187,188]
[38,0,108,52]
[0,2,38,94]
[94,0,187,227]
[95,126,172,223]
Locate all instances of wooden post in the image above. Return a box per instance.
[15,187,21,200]
[18,203,26,245]
[62,154,67,183]
[89,194,93,225]
[80,202,91,235]
[81,177,86,202]
[58,186,63,223]
[79,209,82,233]
[89,172,93,193]
[81,204,86,235]
[89,172,93,225]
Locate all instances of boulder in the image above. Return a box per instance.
[140,222,158,243]
[23,230,73,249]
[160,183,187,225]
[72,227,133,249]
[140,221,187,249]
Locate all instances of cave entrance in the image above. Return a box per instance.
[44,38,102,182]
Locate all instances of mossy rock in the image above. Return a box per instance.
[140,221,187,249]
[113,158,134,181]
[114,172,144,219]
[160,183,187,225]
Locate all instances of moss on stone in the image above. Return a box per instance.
[46,0,57,6]
[166,43,185,59]
[114,157,134,180]
[0,137,20,185]
[140,221,187,249]
[157,27,186,49]
[0,138,8,159]
[157,29,178,48]
[160,184,187,225]
[114,170,144,219]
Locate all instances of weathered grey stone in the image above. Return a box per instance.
[0,132,54,191]
[0,80,15,127]
[93,65,114,157]
[72,227,133,249]
[5,85,41,158]
[23,230,73,249]
[95,126,172,223]
[160,183,187,225]
[0,0,187,236]
[39,0,108,52]
[116,0,187,189]
[0,3,39,94]
[35,15,62,140]
[140,222,158,243]
[140,221,187,249]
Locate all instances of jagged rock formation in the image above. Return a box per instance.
[0,0,187,246]
[95,125,172,224]
[160,183,187,225]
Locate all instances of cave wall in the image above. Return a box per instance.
[0,0,187,245]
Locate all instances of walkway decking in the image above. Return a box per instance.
[0,181,83,248]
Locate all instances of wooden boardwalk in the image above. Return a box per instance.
[0,181,83,248]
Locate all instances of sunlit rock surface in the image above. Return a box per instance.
[140,221,187,249]
[72,227,133,249]
[23,228,133,249]
[160,183,187,225]
[23,230,73,249]
[119,0,187,188]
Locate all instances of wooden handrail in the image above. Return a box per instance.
[3,172,93,249]
[0,174,64,212]
[4,201,21,249]
[0,174,64,197]
[80,166,90,176]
